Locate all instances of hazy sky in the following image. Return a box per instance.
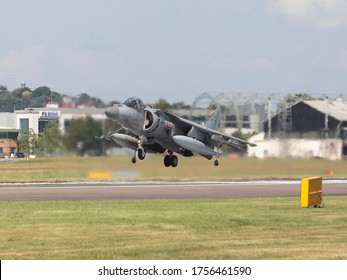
[1,0,347,104]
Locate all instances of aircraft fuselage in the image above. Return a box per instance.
[103,97,254,167]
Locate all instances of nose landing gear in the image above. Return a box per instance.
[137,148,146,160]
[131,137,146,164]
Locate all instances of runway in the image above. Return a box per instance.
[0,180,347,201]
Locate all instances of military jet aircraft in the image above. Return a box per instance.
[101,97,256,167]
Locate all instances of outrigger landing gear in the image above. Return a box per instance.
[164,152,178,167]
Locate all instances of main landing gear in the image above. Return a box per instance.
[164,152,178,167]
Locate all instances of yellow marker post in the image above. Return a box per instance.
[88,171,112,179]
[300,176,323,208]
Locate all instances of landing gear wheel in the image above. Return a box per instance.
[171,155,178,167]
[164,155,171,167]
[132,157,137,164]
[214,159,219,166]
[138,149,146,160]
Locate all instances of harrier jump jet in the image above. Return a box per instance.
[101,97,256,167]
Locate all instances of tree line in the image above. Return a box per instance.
[0,84,192,112]
[0,84,107,112]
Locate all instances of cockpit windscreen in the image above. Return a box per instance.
[123,97,144,108]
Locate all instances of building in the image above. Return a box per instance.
[0,113,19,157]
[15,107,107,135]
[248,133,342,160]
[264,99,347,138]
[253,99,347,159]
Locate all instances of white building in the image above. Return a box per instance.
[0,113,19,157]
[248,133,342,160]
[14,107,107,134]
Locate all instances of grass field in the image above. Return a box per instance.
[1,155,347,182]
[0,197,346,260]
[1,156,346,260]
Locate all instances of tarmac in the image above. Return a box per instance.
[0,180,346,201]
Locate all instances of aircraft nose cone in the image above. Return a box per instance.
[105,106,119,119]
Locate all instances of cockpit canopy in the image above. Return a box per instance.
[123,97,144,109]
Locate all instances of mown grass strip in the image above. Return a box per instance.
[1,156,347,182]
[0,197,346,259]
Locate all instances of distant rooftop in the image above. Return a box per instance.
[303,100,347,121]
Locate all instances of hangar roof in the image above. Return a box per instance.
[303,100,347,122]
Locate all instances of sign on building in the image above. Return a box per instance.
[39,111,60,118]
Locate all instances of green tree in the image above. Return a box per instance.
[37,122,62,156]
[51,91,62,103]
[29,95,50,107]
[171,101,191,109]
[18,132,30,154]
[75,93,106,108]
[91,96,106,108]
[28,86,52,107]
[18,129,39,154]
[0,94,21,112]
[77,93,91,103]
[154,98,171,111]
[11,87,31,98]
[64,117,103,156]
[32,86,51,98]
[0,84,8,94]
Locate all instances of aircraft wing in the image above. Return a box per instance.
[165,111,256,150]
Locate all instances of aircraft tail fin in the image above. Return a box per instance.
[205,107,222,130]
